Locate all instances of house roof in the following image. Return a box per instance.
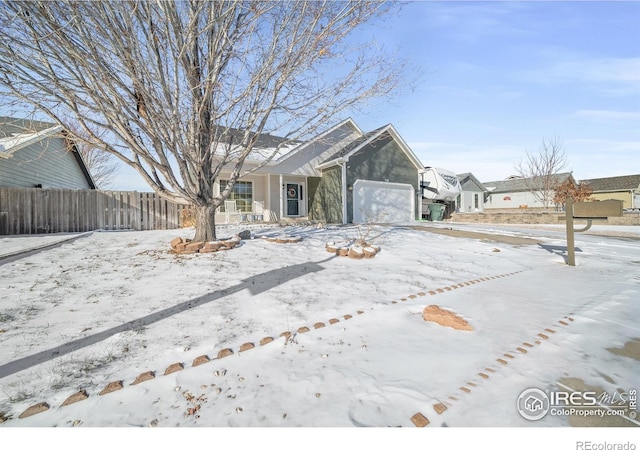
[580,174,640,192]
[212,126,303,164]
[457,172,486,191]
[483,172,573,193]
[269,118,362,176]
[0,116,96,188]
[0,116,66,157]
[316,123,424,171]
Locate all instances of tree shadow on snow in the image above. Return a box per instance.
[0,255,335,379]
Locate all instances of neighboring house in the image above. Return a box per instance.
[455,172,486,213]
[580,174,640,210]
[483,172,575,210]
[215,118,425,224]
[0,116,96,189]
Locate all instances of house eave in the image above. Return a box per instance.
[1,125,63,155]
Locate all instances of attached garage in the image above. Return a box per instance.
[353,179,415,224]
[310,124,424,224]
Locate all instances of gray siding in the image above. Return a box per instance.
[0,136,91,189]
[309,167,342,223]
[345,132,419,223]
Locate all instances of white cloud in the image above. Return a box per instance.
[571,110,640,122]
[527,57,640,96]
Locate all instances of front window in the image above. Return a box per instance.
[220,180,253,212]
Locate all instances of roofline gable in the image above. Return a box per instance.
[457,172,486,191]
[316,124,423,171]
[273,117,363,166]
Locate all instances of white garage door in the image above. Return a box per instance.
[353,179,415,223]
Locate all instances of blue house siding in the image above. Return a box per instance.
[0,136,92,189]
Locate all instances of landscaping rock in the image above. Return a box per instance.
[185,241,205,252]
[204,241,223,251]
[260,337,274,346]
[19,402,49,419]
[348,246,365,259]
[410,412,430,427]
[222,237,240,249]
[131,371,155,385]
[326,243,338,254]
[61,390,89,407]
[239,342,255,352]
[237,230,252,240]
[422,305,473,331]
[192,355,210,366]
[175,242,190,252]
[99,380,124,395]
[170,237,185,249]
[216,348,233,359]
[164,362,184,375]
[433,403,448,414]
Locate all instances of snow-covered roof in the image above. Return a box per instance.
[483,172,574,193]
[268,118,363,176]
[210,126,303,165]
[0,116,96,188]
[0,124,63,156]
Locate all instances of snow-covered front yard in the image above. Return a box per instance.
[1,222,638,447]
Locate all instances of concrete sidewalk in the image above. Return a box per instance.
[0,232,92,265]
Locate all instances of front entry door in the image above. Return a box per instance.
[286,183,303,216]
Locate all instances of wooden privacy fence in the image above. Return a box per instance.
[0,187,190,235]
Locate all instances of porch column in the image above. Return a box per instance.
[266,174,271,221]
[340,160,347,224]
[279,174,284,220]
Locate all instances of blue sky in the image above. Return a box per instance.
[109,1,638,190]
[352,0,640,184]
[5,2,625,189]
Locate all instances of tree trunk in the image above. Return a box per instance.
[193,205,217,242]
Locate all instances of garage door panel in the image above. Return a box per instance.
[353,179,414,223]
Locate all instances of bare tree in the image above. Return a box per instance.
[0,1,404,241]
[515,136,570,212]
[77,144,119,189]
[62,120,119,188]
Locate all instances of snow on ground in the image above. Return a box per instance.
[0,222,639,447]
